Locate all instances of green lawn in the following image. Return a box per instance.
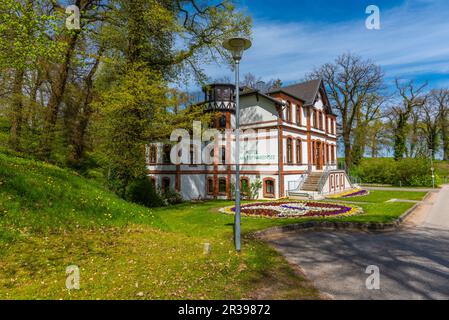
[0,152,428,299]
[336,190,428,204]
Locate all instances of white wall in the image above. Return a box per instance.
[181,174,205,200]
[240,95,278,125]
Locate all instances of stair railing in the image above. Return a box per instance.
[318,166,333,195]
[287,173,308,192]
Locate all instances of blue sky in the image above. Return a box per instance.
[201,0,449,90]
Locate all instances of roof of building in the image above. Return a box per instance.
[269,79,322,106]
[240,89,285,106]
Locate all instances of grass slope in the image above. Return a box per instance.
[0,152,318,300]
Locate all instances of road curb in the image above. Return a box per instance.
[252,191,434,240]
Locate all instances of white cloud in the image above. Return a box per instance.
[203,0,449,87]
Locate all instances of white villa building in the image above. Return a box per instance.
[146,79,353,200]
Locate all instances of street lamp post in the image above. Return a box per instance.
[223,38,252,252]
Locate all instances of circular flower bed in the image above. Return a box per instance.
[220,201,362,219]
[326,188,369,199]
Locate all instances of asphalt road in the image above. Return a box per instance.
[270,186,449,300]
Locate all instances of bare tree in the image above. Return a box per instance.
[389,79,427,160]
[308,53,384,169]
[351,93,386,164]
[429,89,449,160]
[240,72,280,93]
[420,98,442,159]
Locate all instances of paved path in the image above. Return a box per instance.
[422,185,449,230]
[269,186,449,300]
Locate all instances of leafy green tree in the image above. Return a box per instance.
[95,63,168,196]
[0,0,64,150]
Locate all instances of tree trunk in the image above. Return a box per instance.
[27,70,43,130]
[343,131,351,171]
[67,52,102,168]
[40,33,79,159]
[441,115,449,161]
[8,69,25,150]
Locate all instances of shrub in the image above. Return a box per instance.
[351,157,439,187]
[161,188,184,205]
[125,176,165,208]
[230,179,262,200]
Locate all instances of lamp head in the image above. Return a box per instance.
[223,37,252,62]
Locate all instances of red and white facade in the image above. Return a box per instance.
[146,79,353,200]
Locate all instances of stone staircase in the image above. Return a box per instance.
[301,172,325,192]
[288,172,325,200]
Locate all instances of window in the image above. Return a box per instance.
[326,144,330,164]
[219,114,227,128]
[286,102,291,122]
[312,110,317,128]
[216,88,222,100]
[218,178,227,194]
[149,177,156,189]
[149,145,157,164]
[207,178,214,195]
[319,112,323,130]
[296,106,301,125]
[163,144,171,164]
[331,146,335,164]
[286,138,293,164]
[162,177,170,193]
[263,178,275,197]
[220,146,226,164]
[311,141,316,165]
[190,144,196,165]
[296,140,302,164]
[223,88,230,100]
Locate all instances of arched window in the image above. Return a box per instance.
[149,145,157,164]
[207,178,214,195]
[286,102,292,122]
[218,178,227,194]
[331,145,336,164]
[296,140,302,164]
[319,111,323,130]
[162,177,170,193]
[220,146,226,164]
[263,178,275,198]
[296,106,301,125]
[286,138,293,164]
[163,144,171,164]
